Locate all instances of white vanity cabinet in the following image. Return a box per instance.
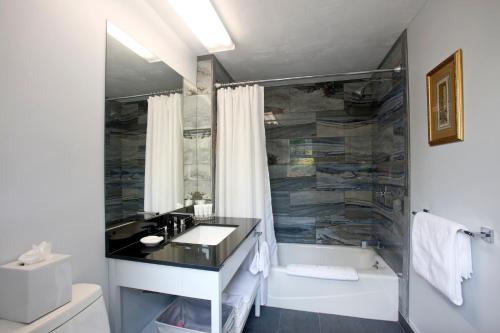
[108,221,260,333]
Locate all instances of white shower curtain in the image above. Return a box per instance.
[216,85,277,304]
[144,93,184,214]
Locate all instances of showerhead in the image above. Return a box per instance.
[352,85,368,99]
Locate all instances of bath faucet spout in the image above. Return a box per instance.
[361,240,382,249]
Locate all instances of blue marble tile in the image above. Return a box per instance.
[376,88,405,124]
[274,216,316,244]
[105,100,148,223]
[312,138,345,162]
[316,163,374,190]
[290,202,343,217]
[262,53,408,268]
[268,165,288,179]
[316,218,374,246]
[317,118,375,138]
[271,191,290,215]
[316,110,371,123]
[290,190,344,206]
[345,136,372,163]
[267,139,290,165]
[287,164,316,177]
[264,87,289,114]
[289,139,313,159]
[290,83,344,113]
[345,190,373,206]
[270,176,316,192]
[372,36,409,319]
[266,122,316,139]
[266,111,316,128]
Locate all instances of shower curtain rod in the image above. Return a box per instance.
[215,66,402,88]
[105,88,183,101]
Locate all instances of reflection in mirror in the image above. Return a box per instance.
[105,22,184,225]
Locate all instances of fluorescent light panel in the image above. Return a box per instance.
[168,0,234,53]
[107,22,160,62]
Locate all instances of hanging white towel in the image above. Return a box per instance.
[259,242,270,278]
[249,243,260,276]
[286,264,359,281]
[249,241,271,278]
[412,212,473,306]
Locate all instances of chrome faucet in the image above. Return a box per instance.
[361,239,382,249]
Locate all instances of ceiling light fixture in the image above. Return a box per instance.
[168,0,235,53]
[107,22,160,62]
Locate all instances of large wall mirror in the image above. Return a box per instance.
[105,22,189,225]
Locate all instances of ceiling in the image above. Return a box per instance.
[105,35,183,99]
[148,0,427,81]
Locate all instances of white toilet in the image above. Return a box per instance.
[0,284,110,333]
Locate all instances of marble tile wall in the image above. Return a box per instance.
[265,82,379,245]
[105,100,148,223]
[371,32,410,319]
[264,33,409,317]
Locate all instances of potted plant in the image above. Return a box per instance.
[190,191,206,205]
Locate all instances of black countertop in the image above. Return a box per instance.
[106,216,260,271]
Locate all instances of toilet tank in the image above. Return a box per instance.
[0,284,110,333]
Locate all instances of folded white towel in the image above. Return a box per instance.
[412,212,473,306]
[249,243,260,276]
[286,264,359,281]
[225,269,259,302]
[222,293,249,329]
[223,269,259,330]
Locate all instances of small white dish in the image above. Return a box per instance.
[140,235,164,247]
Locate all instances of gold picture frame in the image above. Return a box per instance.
[426,49,464,145]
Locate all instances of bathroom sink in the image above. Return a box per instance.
[172,225,236,246]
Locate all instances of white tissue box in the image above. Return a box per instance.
[0,254,72,323]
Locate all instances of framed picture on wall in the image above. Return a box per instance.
[426,49,464,145]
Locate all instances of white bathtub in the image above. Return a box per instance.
[267,243,398,321]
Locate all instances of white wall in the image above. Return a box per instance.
[407,1,500,332]
[0,0,196,298]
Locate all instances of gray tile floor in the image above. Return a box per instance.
[243,306,405,333]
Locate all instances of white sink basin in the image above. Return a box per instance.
[172,225,236,245]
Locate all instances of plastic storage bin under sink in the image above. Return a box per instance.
[156,297,234,333]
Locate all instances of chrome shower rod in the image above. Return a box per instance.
[215,66,403,88]
[105,88,183,101]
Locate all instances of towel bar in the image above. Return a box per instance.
[411,209,494,244]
